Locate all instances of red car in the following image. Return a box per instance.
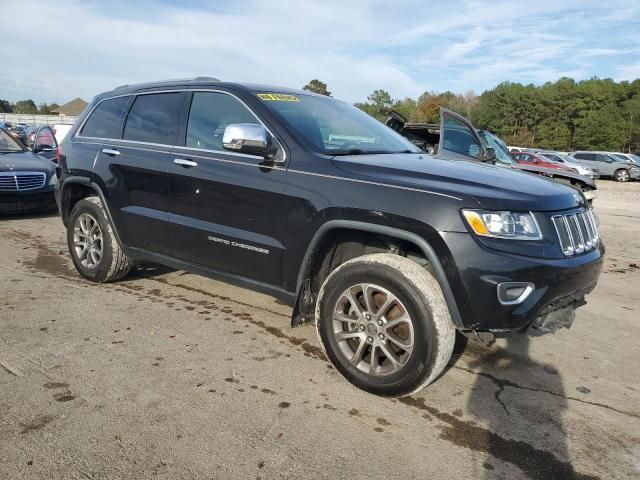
[512,152,576,172]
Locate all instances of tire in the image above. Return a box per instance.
[615,169,630,182]
[315,253,455,397]
[67,197,131,282]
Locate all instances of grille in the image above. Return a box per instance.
[552,208,599,256]
[0,172,46,191]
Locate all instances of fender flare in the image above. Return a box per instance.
[59,177,125,249]
[295,220,463,328]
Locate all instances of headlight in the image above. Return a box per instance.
[463,210,542,240]
[49,174,57,186]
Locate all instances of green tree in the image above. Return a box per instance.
[0,99,12,113]
[302,79,331,96]
[14,99,38,114]
[38,103,60,115]
[354,89,394,120]
[355,77,639,152]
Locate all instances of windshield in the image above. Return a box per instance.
[541,152,563,162]
[477,131,516,165]
[558,154,577,163]
[0,129,23,152]
[258,93,420,155]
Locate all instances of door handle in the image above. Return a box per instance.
[174,158,198,168]
[101,148,120,156]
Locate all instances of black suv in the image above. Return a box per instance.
[55,78,603,397]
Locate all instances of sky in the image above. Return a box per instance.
[1,0,640,106]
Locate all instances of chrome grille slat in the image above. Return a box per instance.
[0,172,46,191]
[552,208,599,257]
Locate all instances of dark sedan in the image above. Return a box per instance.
[0,127,58,214]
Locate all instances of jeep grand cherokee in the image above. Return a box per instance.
[55,78,603,397]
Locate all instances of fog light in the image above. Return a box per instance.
[497,282,534,305]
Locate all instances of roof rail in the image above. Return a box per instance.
[113,76,221,90]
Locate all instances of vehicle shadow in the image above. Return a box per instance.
[0,208,59,221]
[462,336,590,479]
[128,263,177,280]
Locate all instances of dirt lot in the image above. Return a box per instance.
[1,181,639,480]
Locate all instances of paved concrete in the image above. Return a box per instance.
[1,183,639,479]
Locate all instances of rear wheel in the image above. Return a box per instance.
[67,197,131,282]
[615,169,630,182]
[315,253,455,397]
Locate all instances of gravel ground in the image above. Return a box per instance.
[595,178,640,198]
[0,183,639,479]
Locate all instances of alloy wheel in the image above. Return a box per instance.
[73,213,104,269]
[617,170,629,182]
[332,283,415,376]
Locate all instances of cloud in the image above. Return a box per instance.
[0,0,638,105]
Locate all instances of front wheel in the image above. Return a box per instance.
[315,253,455,397]
[615,169,630,182]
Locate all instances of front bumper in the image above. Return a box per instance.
[441,231,604,332]
[0,190,56,215]
[630,169,640,180]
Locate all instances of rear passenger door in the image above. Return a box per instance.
[94,91,185,256]
[168,90,287,286]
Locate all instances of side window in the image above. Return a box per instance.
[186,92,257,151]
[80,96,129,139]
[596,154,611,163]
[123,93,183,145]
[441,114,482,159]
[578,153,595,161]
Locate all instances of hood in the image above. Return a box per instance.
[332,153,585,212]
[512,164,596,188]
[0,151,56,175]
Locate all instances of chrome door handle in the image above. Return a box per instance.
[101,148,120,156]
[174,158,198,168]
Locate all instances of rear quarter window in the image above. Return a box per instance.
[80,96,130,139]
[123,93,183,145]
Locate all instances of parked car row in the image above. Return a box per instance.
[508,145,640,182]
[2,121,72,147]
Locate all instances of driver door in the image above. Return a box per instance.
[436,108,486,161]
[168,90,288,286]
[33,126,58,161]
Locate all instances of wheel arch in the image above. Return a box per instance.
[292,220,463,328]
[59,177,125,248]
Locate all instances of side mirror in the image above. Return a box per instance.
[223,123,279,159]
[484,147,496,161]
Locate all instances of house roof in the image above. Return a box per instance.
[52,98,88,116]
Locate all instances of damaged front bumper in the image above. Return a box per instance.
[527,294,588,335]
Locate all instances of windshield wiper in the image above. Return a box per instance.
[331,148,366,156]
